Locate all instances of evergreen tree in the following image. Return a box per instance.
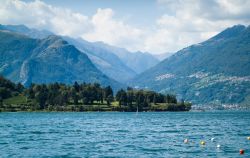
[116,89,127,107]
[74,81,80,92]
[104,86,113,104]
[153,94,156,104]
[35,84,48,109]
[107,95,113,106]
[71,89,79,105]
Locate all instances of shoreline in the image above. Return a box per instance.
[0,109,191,113]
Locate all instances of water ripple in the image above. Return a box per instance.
[0,111,250,157]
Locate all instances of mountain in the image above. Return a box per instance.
[0,30,122,89]
[0,24,137,83]
[92,42,160,74]
[0,24,52,39]
[131,25,250,105]
[64,37,136,83]
[154,52,174,61]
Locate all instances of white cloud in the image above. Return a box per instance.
[0,0,145,52]
[0,0,91,37]
[0,0,250,54]
[149,0,250,53]
[83,8,145,51]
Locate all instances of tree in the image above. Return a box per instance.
[116,89,128,107]
[127,87,133,91]
[104,86,113,104]
[166,94,177,103]
[80,89,89,104]
[0,87,11,99]
[107,95,113,106]
[180,99,184,105]
[97,88,103,104]
[116,89,122,106]
[35,85,48,109]
[127,90,134,107]
[0,96,3,108]
[16,83,24,93]
[27,87,35,99]
[61,91,69,106]
[153,94,156,104]
[143,95,150,107]
[74,81,80,92]
[71,89,79,105]
[136,91,144,111]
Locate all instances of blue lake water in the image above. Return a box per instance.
[0,111,250,157]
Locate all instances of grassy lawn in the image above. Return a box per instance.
[151,103,168,110]
[3,95,27,105]
[111,101,119,107]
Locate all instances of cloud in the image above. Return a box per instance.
[0,0,250,54]
[0,0,91,37]
[0,0,144,52]
[157,0,250,21]
[148,0,250,53]
[83,8,145,51]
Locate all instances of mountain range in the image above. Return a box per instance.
[0,24,160,83]
[91,42,159,74]
[130,25,250,105]
[0,30,121,90]
[0,24,52,39]
[64,37,137,82]
[0,24,249,105]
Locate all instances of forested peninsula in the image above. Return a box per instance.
[0,76,191,112]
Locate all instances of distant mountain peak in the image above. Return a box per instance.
[44,35,67,43]
[0,24,29,32]
[211,24,246,40]
[0,24,52,39]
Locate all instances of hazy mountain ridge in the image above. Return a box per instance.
[131,25,250,105]
[92,42,159,74]
[64,37,136,82]
[154,52,174,61]
[0,30,122,89]
[0,24,52,39]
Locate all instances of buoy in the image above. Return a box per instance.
[247,136,250,140]
[211,138,215,142]
[239,149,244,155]
[200,141,206,145]
[217,144,221,148]
[184,139,189,144]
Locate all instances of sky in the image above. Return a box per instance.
[0,0,250,54]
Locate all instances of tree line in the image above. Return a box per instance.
[26,82,114,109]
[0,76,24,99]
[0,76,191,112]
[116,87,178,111]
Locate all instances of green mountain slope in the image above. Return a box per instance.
[0,30,122,90]
[131,25,250,105]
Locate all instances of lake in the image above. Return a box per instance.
[0,111,250,157]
